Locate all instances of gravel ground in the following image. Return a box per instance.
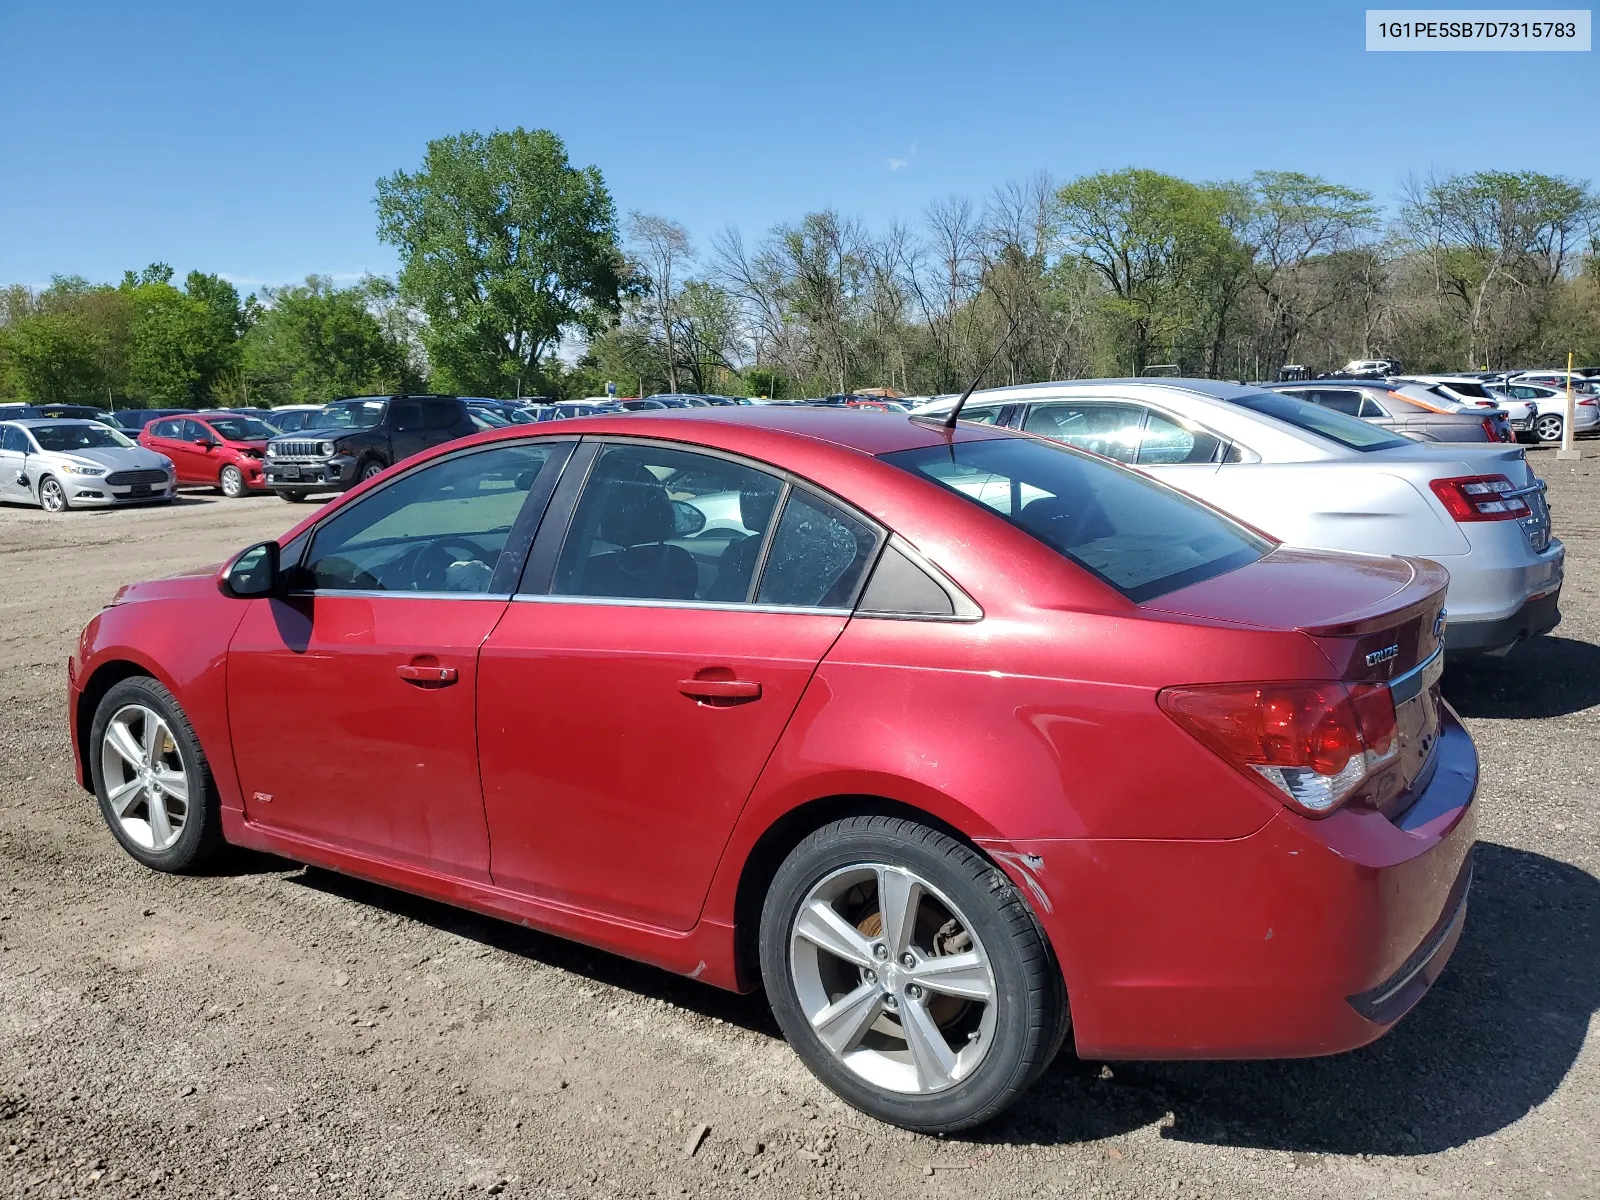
[1,461,1596,1200]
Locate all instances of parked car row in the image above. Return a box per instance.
[72,396,1481,1134]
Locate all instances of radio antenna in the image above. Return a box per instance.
[943,312,1023,430]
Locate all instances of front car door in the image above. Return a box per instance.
[0,424,32,504]
[477,439,881,929]
[226,439,569,879]
[388,399,429,463]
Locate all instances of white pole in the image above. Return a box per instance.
[1557,350,1581,461]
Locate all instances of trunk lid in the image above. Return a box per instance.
[1148,546,1449,808]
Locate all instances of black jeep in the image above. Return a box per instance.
[263,395,477,502]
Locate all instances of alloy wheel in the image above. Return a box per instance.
[1536,414,1563,443]
[220,465,244,497]
[788,863,997,1095]
[362,461,385,481]
[40,478,67,512]
[99,704,190,852]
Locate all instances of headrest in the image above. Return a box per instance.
[594,459,675,547]
[739,483,780,534]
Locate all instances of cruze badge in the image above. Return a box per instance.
[1365,645,1400,668]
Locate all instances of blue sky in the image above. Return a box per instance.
[1,0,1593,292]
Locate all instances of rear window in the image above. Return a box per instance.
[1229,391,1410,452]
[881,437,1269,602]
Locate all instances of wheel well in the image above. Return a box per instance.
[730,794,979,991]
[75,661,154,790]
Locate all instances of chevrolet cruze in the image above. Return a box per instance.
[68,407,1476,1131]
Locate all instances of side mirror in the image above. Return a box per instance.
[670,499,707,537]
[221,540,279,598]
[194,437,216,449]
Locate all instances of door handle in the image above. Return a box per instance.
[397,663,458,685]
[677,677,761,703]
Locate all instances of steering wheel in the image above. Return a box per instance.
[411,536,495,592]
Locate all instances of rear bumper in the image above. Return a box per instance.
[989,711,1478,1061]
[1444,587,1560,652]
[1431,534,1563,650]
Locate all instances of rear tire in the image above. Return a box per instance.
[88,677,225,873]
[1535,413,1564,444]
[760,815,1066,1133]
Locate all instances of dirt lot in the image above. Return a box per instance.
[1,462,1596,1200]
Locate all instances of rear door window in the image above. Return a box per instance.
[423,399,461,431]
[1136,410,1225,465]
[882,436,1269,602]
[1021,402,1145,463]
[755,491,879,609]
[552,443,784,602]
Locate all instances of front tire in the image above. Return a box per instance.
[89,677,224,873]
[278,489,310,503]
[1535,413,1564,444]
[219,464,245,497]
[760,815,1066,1133]
[359,459,386,483]
[38,476,68,513]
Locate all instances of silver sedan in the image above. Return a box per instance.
[915,379,1563,655]
[0,419,176,512]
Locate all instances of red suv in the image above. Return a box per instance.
[69,408,1475,1132]
[139,411,277,496]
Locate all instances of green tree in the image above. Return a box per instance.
[376,128,626,397]
[117,264,246,403]
[239,276,411,405]
[0,310,107,403]
[1055,169,1243,373]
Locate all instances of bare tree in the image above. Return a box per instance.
[627,212,693,391]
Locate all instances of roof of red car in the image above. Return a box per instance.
[553,405,1002,457]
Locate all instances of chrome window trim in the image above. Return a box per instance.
[510,593,845,618]
[285,589,512,602]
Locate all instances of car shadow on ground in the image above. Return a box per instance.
[291,840,1596,1156]
[1444,636,1600,719]
[289,868,781,1035]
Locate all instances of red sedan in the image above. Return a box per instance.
[68,408,1474,1131]
[138,411,275,496]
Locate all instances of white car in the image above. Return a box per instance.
[914,379,1563,654]
[1492,381,1600,443]
[0,419,177,512]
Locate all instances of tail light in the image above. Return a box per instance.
[1159,681,1398,817]
[1429,474,1529,521]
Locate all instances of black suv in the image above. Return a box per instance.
[263,394,476,502]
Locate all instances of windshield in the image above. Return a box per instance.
[204,416,277,440]
[1229,391,1411,452]
[29,423,134,452]
[883,437,1269,602]
[315,400,388,429]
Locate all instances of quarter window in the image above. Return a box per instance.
[553,444,784,602]
[423,399,460,431]
[302,444,556,593]
[1304,389,1366,417]
[756,491,878,609]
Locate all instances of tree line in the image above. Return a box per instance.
[3,127,1597,409]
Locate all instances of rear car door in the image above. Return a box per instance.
[477,439,880,928]
[389,399,428,463]
[141,418,187,479]
[226,439,569,878]
[422,398,469,452]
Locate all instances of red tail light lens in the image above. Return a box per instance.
[1479,417,1512,442]
[1158,680,1399,817]
[1428,474,1529,521]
